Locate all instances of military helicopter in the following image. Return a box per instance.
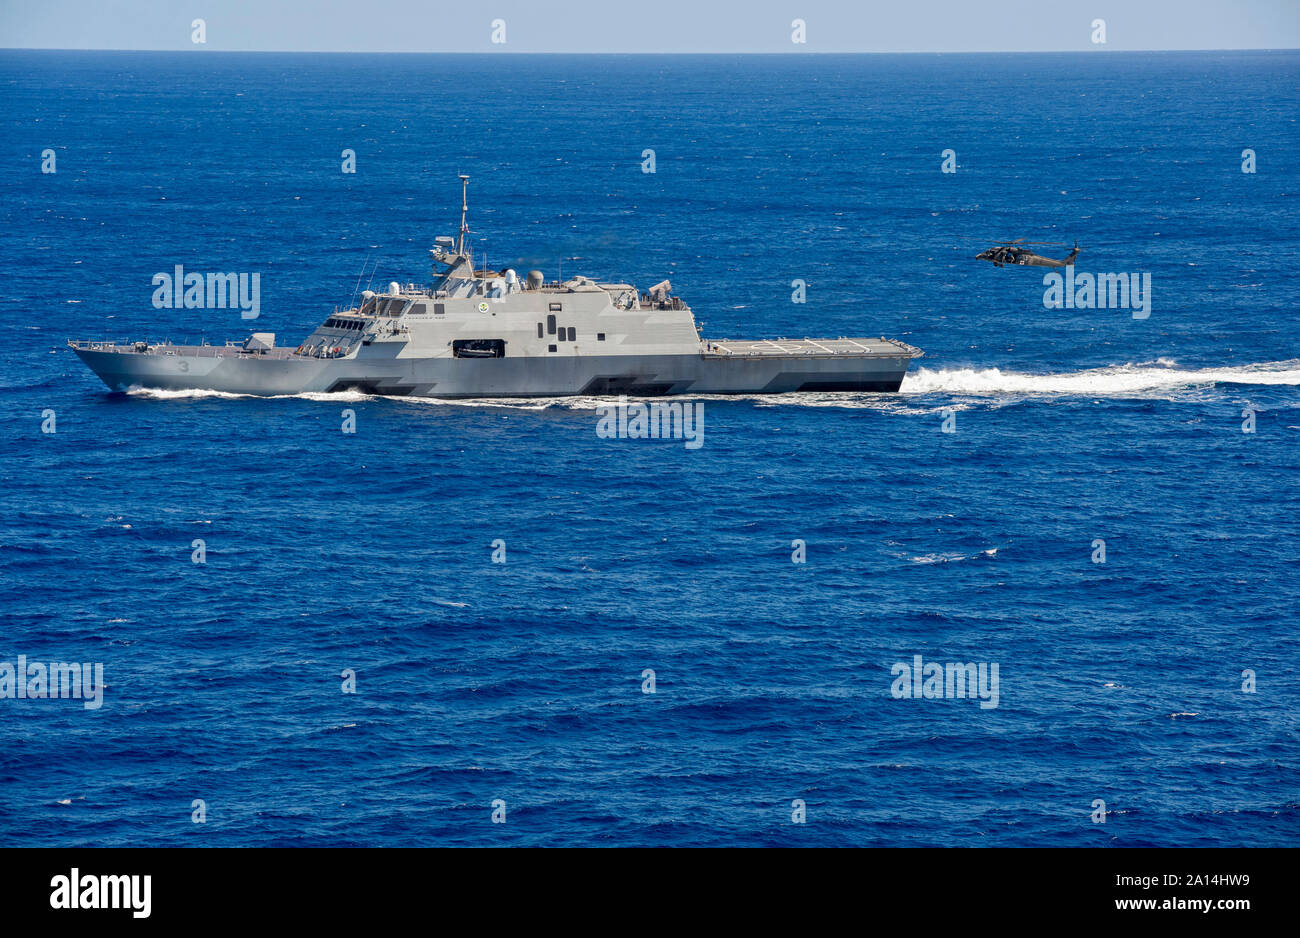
[976,239,1081,268]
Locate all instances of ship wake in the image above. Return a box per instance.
[125,388,374,402]
[900,359,1300,398]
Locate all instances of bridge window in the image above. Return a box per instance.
[537,323,543,339]
[597,333,605,341]
[546,314,556,335]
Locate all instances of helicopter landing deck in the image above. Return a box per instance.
[701,337,922,359]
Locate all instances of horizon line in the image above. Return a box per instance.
[3,47,1297,55]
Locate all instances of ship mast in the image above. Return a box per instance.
[456,174,470,266]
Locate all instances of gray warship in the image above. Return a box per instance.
[70,177,922,397]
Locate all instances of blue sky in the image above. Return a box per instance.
[1,0,1297,52]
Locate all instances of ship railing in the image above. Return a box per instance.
[68,339,307,360]
[69,339,138,351]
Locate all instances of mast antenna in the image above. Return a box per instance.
[457,174,470,259]
[348,253,371,311]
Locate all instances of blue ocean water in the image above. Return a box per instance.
[1,50,1298,847]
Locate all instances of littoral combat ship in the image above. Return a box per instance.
[71,177,922,397]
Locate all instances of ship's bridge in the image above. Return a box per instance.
[358,293,420,317]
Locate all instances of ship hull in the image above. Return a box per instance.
[71,343,917,397]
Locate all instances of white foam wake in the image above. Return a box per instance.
[900,360,1300,397]
[126,387,251,400]
[126,387,372,402]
